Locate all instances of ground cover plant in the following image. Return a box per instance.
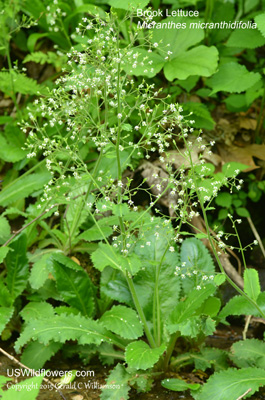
[1,0,265,399]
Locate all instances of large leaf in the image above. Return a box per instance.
[21,341,62,370]
[49,254,95,317]
[5,235,29,299]
[244,268,260,301]
[164,45,218,81]
[133,223,181,319]
[167,284,216,334]
[180,238,215,294]
[0,172,51,207]
[208,63,261,94]
[0,134,26,163]
[1,375,44,400]
[100,364,130,400]
[91,243,141,275]
[219,292,265,319]
[15,314,121,352]
[230,339,265,369]
[193,368,265,400]
[152,17,204,58]
[20,302,54,322]
[226,27,265,49]
[125,341,166,370]
[100,305,143,340]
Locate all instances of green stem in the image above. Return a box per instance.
[163,331,180,369]
[125,272,156,348]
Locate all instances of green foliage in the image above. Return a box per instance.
[125,341,166,370]
[100,305,143,339]
[0,172,51,207]
[161,378,200,392]
[100,364,130,400]
[0,71,46,95]
[230,339,265,369]
[193,368,265,400]
[208,63,261,94]
[0,374,44,400]
[244,268,261,301]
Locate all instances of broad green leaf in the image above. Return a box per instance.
[226,27,265,49]
[1,374,44,400]
[5,235,29,299]
[255,13,265,38]
[27,33,48,52]
[161,378,200,391]
[100,305,143,340]
[78,225,113,242]
[198,297,221,317]
[0,307,14,335]
[208,63,261,94]
[125,341,166,370]
[100,364,130,400]
[91,243,141,275]
[165,46,218,81]
[0,172,51,207]
[20,302,54,322]
[21,341,62,370]
[244,268,260,301]
[222,162,249,177]
[108,0,149,9]
[133,222,181,319]
[0,134,26,163]
[49,255,95,317]
[230,339,265,369]
[100,268,132,306]
[167,284,216,334]
[236,207,250,218]
[193,368,265,400]
[15,314,119,352]
[0,216,11,244]
[219,292,265,319]
[215,192,232,208]
[152,17,204,58]
[180,238,215,293]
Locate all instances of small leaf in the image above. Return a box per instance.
[161,378,200,391]
[78,226,113,242]
[214,274,226,286]
[125,341,166,370]
[100,305,143,340]
[0,217,11,245]
[0,246,10,264]
[1,374,44,400]
[230,339,265,369]
[0,307,14,335]
[100,364,130,400]
[6,235,29,299]
[244,268,260,301]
